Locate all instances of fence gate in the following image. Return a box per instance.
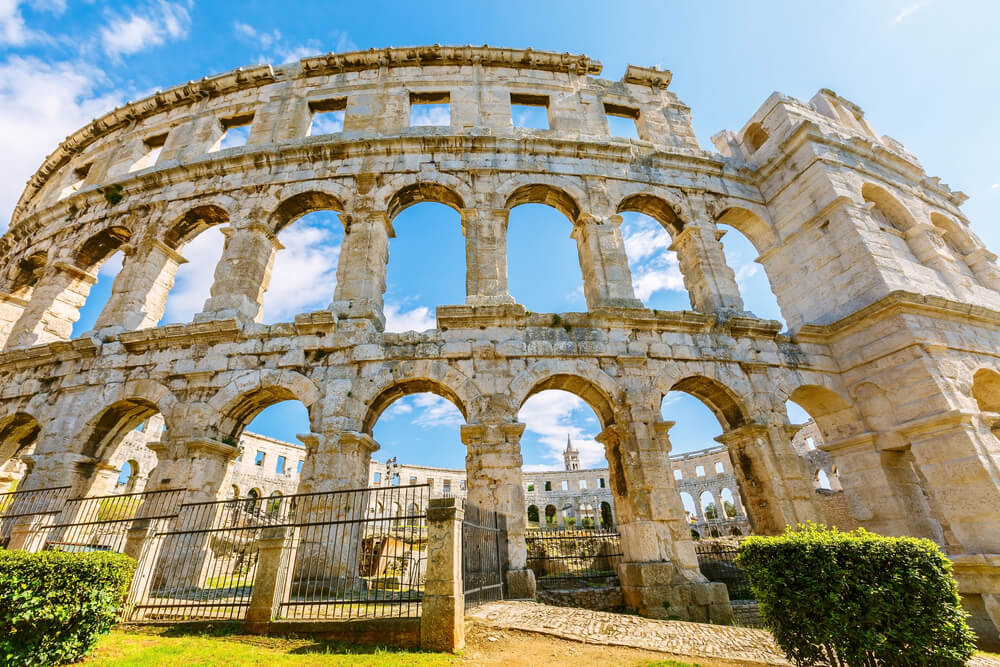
[461,502,508,609]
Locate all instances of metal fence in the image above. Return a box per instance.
[274,484,429,620]
[44,488,185,554]
[124,484,429,623]
[0,486,72,549]
[525,529,622,584]
[462,501,509,609]
[695,542,753,601]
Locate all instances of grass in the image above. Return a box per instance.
[83,627,457,666]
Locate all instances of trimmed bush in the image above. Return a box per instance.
[0,550,136,666]
[737,524,975,666]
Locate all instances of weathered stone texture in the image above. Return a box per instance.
[0,45,999,637]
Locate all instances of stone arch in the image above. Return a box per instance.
[0,411,41,472]
[504,183,580,224]
[163,204,230,250]
[510,363,618,429]
[861,183,917,233]
[715,206,780,257]
[787,383,863,444]
[930,212,976,256]
[270,190,345,234]
[385,182,465,222]
[669,375,748,431]
[616,193,684,236]
[7,251,47,296]
[544,503,557,525]
[972,368,1000,413]
[75,225,132,271]
[77,398,160,462]
[210,370,322,439]
[527,504,539,523]
[362,377,468,435]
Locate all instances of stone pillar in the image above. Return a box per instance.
[571,214,644,310]
[462,209,514,306]
[246,525,294,633]
[421,497,464,652]
[0,292,29,348]
[461,421,536,598]
[330,210,392,328]
[905,413,1000,554]
[92,238,187,334]
[6,262,97,348]
[195,223,283,324]
[715,423,818,535]
[670,224,745,316]
[601,418,732,623]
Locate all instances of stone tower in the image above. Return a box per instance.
[564,435,580,471]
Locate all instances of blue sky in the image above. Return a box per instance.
[1,0,994,471]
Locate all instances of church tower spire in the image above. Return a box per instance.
[563,434,580,471]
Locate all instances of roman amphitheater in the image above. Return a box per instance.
[1,44,1000,641]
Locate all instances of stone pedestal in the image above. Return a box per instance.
[247,526,294,633]
[506,567,537,600]
[618,561,733,624]
[421,497,464,652]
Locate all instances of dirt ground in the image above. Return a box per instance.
[462,624,748,667]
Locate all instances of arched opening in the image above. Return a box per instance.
[816,469,832,490]
[700,491,717,520]
[7,251,47,300]
[518,388,608,473]
[527,504,540,524]
[384,192,464,331]
[786,385,860,447]
[76,399,163,496]
[232,398,312,497]
[0,412,41,492]
[370,388,466,472]
[617,195,690,311]
[159,206,230,325]
[720,488,738,519]
[930,212,978,283]
[261,193,345,323]
[715,220,784,326]
[600,501,613,529]
[544,504,557,526]
[861,184,945,290]
[506,185,585,313]
[70,226,132,338]
[731,527,742,536]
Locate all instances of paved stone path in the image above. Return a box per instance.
[467,601,1000,666]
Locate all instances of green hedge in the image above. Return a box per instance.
[0,550,136,666]
[737,524,975,666]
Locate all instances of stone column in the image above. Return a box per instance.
[92,238,187,334]
[572,214,644,310]
[461,421,536,598]
[421,496,464,652]
[462,208,514,306]
[715,423,818,535]
[195,223,283,324]
[670,224,745,315]
[330,210,392,328]
[5,262,97,349]
[0,292,29,348]
[601,418,732,623]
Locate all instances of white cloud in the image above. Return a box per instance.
[233,21,354,65]
[992,184,1000,190]
[384,303,436,332]
[100,1,190,59]
[0,0,32,44]
[892,1,928,25]
[411,393,463,429]
[260,220,342,323]
[0,56,123,228]
[621,215,686,301]
[518,390,605,470]
[410,104,450,127]
[160,226,226,323]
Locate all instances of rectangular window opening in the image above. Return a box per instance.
[373,471,382,484]
[527,483,535,492]
[391,473,400,486]
[410,91,450,127]
[254,451,265,467]
[674,469,683,480]
[460,480,466,490]
[215,113,254,151]
[695,465,705,477]
[510,93,549,130]
[276,455,286,475]
[409,475,417,485]
[579,479,588,490]
[715,461,725,474]
[561,480,569,491]
[131,133,168,172]
[297,460,303,474]
[308,98,346,136]
[59,163,92,200]
[605,103,640,140]
[598,478,606,489]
